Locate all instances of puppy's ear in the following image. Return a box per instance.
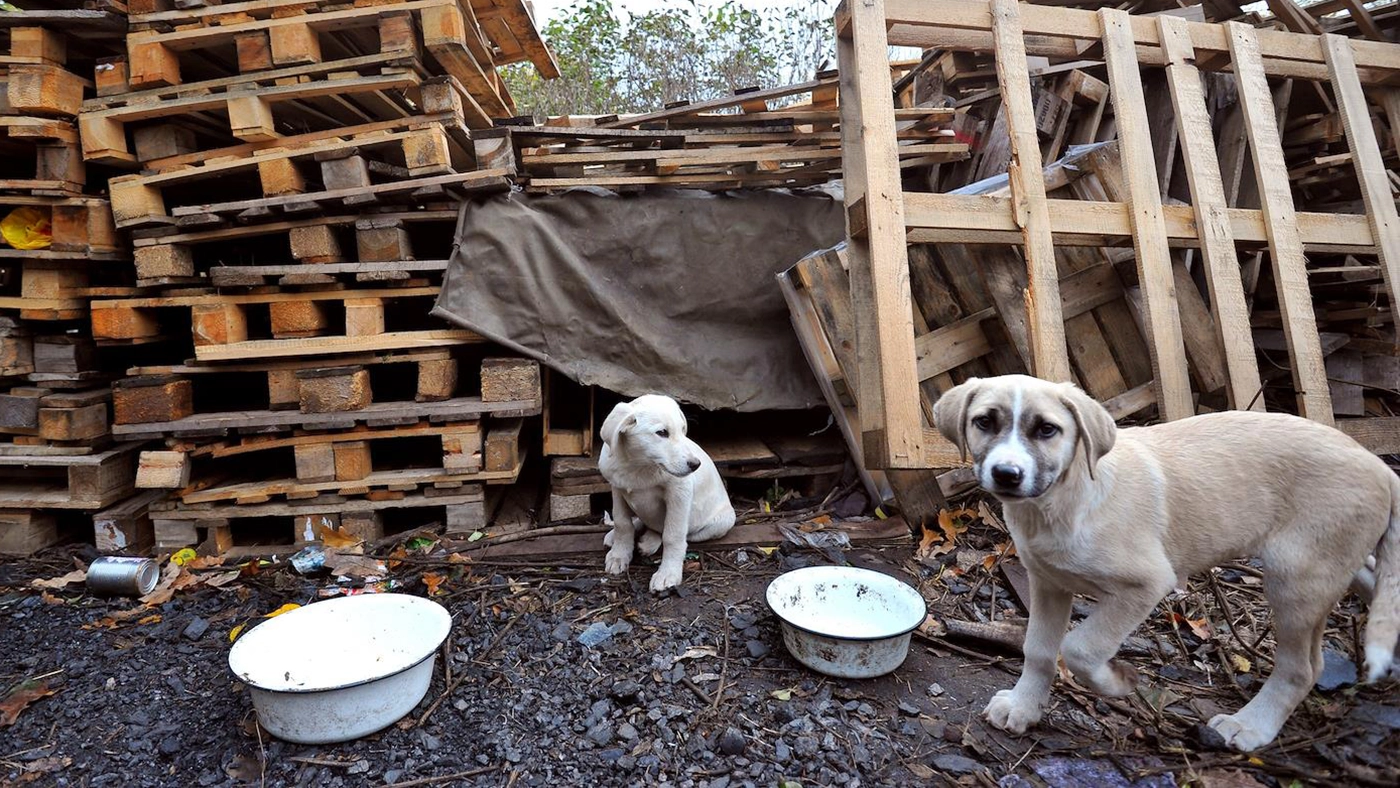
[932,378,982,463]
[1058,384,1117,479]
[601,402,637,447]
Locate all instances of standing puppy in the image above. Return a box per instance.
[599,395,736,592]
[932,374,1399,752]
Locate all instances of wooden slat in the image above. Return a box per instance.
[1158,14,1264,411]
[1323,34,1400,357]
[838,0,924,470]
[1226,22,1333,424]
[863,0,1400,85]
[991,0,1070,384]
[1100,8,1192,421]
[901,193,1374,251]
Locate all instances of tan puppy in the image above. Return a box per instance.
[932,374,1399,752]
[599,395,736,592]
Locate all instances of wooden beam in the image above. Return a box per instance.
[1100,8,1192,420]
[1227,22,1333,424]
[1158,14,1264,411]
[991,0,1070,383]
[838,0,925,470]
[1324,35,1400,357]
[873,0,1400,85]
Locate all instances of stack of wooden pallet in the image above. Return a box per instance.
[0,3,143,555]
[0,0,559,558]
[504,71,974,192]
[782,0,1400,525]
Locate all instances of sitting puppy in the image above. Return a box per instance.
[599,394,736,592]
[932,374,1398,752]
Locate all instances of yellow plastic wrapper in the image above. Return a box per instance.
[1,206,52,250]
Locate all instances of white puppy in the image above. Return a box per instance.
[598,394,736,592]
[932,374,1399,752]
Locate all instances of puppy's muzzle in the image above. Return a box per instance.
[667,457,703,477]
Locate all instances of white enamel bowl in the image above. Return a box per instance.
[227,593,452,744]
[766,566,928,679]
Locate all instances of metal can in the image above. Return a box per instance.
[86,556,159,596]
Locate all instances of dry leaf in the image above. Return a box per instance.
[187,555,225,569]
[324,551,387,579]
[39,591,64,606]
[202,569,242,588]
[1230,653,1251,674]
[264,603,300,618]
[908,763,936,780]
[30,569,86,590]
[0,680,57,726]
[679,646,717,661]
[137,614,162,626]
[314,523,363,550]
[423,572,446,596]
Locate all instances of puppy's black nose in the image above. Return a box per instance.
[991,464,1023,487]
[687,458,702,472]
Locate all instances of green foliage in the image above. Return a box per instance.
[503,0,837,119]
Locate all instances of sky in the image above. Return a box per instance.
[527,0,835,24]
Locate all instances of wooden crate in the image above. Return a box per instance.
[835,0,1400,469]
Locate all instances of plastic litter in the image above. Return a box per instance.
[1,206,52,250]
[290,545,326,574]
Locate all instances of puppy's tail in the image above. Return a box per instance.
[1363,474,1400,683]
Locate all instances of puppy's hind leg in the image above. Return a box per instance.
[637,528,662,556]
[604,491,638,576]
[1209,567,1348,752]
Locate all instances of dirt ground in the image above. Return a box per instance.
[2,508,1399,788]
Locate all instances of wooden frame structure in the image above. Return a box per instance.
[836,0,1400,470]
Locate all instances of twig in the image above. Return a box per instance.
[416,616,521,728]
[381,765,500,788]
[680,676,713,705]
[711,607,730,714]
[290,757,362,768]
[458,525,609,551]
[1207,573,1273,669]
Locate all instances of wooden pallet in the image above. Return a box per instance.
[149,485,488,557]
[0,440,141,509]
[124,0,518,122]
[121,207,464,285]
[0,195,122,257]
[0,117,84,195]
[108,115,480,228]
[91,285,480,358]
[111,355,540,438]
[138,416,524,488]
[0,384,112,450]
[0,328,110,391]
[111,350,529,425]
[835,0,1400,470]
[80,66,441,165]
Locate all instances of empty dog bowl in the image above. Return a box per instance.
[766,566,927,679]
[227,593,452,744]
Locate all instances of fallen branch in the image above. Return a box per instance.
[456,525,610,551]
[382,765,500,788]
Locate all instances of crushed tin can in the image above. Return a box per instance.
[86,556,159,597]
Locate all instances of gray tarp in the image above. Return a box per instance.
[431,187,844,411]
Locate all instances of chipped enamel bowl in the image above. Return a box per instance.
[766,566,927,679]
[227,593,452,744]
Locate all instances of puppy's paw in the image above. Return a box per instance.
[604,547,632,576]
[1207,713,1276,753]
[603,528,615,548]
[649,564,683,593]
[1093,659,1139,697]
[637,529,663,557]
[983,690,1041,734]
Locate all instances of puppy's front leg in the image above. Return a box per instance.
[604,490,637,576]
[649,484,694,592]
[1060,585,1166,696]
[986,572,1072,734]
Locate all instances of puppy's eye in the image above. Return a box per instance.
[1035,422,1060,439]
[971,415,993,431]
[656,429,669,438]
